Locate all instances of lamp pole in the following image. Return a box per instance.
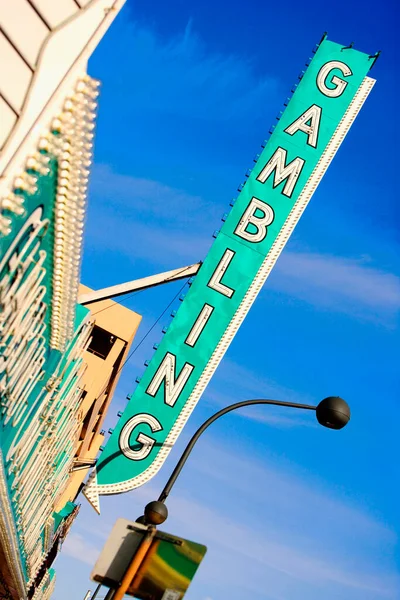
[159,398,316,504]
[145,396,350,517]
[91,584,102,599]
[110,396,350,600]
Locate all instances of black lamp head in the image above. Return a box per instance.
[144,500,168,525]
[136,515,147,525]
[316,397,350,430]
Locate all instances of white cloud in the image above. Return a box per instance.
[87,165,400,324]
[207,392,314,427]
[67,441,398,600]
[270,251,400,324]
[86,164,215,268]
[160,442,399,599]
[170,494,397,597]
[89,164,210,224]
[97,19,278,123]
[74,518,113,542]
[61,532,100,566]
[110,471,397,600]
[204,358,316,428]
[188,442,395,546]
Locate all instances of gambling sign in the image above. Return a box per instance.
[84,36,376,511]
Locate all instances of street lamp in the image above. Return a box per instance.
[140,396,350,526]
[108,396,349,600]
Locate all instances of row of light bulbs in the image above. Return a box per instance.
[31,569,55,600]
[0,73,100,579]
[14,321,93,579]
[1,73,99,350]
[49,75,99,351]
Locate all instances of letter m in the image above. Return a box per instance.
[146,352,194,407]
[256,147,305,198]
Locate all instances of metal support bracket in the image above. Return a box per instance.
[78,262,202,306]
[70,458,98,472]
[127,524,182,545]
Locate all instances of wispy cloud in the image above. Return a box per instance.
[54,10,398,600]
[65,440,398,600]
[270,251,400,325]
[188,442,396,548]
[89,164,210,224]
[205,358,315,428]
[97,442,398,600]
[96,19,278,124]
[86,164,214,267]
[61,532,100,566]
[87,165,400,325]
[87,214,210,266]
[165,442,399,599]
[170,494,397,598]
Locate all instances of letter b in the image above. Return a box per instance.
[235,197,274,243]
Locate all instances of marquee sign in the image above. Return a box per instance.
[84,36,376,511]
[0,79,97,589]
[0,1,127,594]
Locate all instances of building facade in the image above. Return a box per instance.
[0,2,131,598]
[55,285,141,510]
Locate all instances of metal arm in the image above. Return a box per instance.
[78,262,201,305]
[157,399,316,503]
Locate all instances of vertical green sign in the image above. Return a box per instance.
[84,36,376,511]
[0,75,98,587]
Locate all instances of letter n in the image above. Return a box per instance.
[146,352,194,407]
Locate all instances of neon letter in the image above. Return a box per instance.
[284,104,322,148]
[317,61,352,98]
[146,352,194,407]
[119,414,163,461]
[256,147,305,198]
[235,197,274,243]
[185,304,214,347]
[208,249,236,298]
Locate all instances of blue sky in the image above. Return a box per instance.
[54,1,399,599]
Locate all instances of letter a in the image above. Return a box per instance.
[284,104,322,148]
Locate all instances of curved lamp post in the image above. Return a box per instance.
[108,396,350,600]
[141,395,350,526]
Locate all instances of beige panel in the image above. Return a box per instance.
[0,32,32,111]
[76,0,93,6]
[0,0,50,68]
[30,0,79,29]
[79,284,142,340]
[55,283,141,506]
[0,96,17,149]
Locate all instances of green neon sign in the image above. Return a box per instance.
[0,76,98,586]
[84,36,376,510]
